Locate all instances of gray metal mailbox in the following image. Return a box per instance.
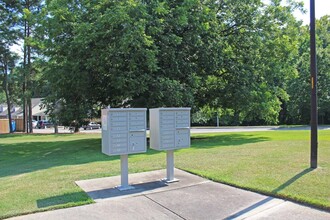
[101,108,147,190]
[150,108,191,151]
[102,108,147,156]
[149,107,191,182]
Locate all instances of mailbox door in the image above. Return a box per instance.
[175,129,190,148]
[129,132,146,153]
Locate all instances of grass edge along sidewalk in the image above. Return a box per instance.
[0,130,329,219]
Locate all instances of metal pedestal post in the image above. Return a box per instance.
[117,154,135,191]
[164,150,179,183]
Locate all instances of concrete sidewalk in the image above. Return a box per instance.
[8,169,330,220]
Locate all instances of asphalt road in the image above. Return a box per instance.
[32,125,330,134]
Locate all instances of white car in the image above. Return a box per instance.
[83,122,101,130]
[32,120,38,128]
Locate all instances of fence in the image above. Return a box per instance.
[0,119,9,133]
[14,119,24,132]
[0,118,24,133]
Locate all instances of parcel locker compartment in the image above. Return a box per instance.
[129,136,146,152]
[175,129,190,148]
[129,131,146,152]
[175,135,189,147]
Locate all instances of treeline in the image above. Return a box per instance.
[0,0,329,131]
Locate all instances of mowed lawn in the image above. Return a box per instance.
[0,130,329,219]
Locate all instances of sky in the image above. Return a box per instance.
[293,0,330,24]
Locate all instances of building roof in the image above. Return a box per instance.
[0,98,47,118]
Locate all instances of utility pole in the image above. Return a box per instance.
[310,0,318,168]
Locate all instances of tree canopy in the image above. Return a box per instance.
[1,0,329,128]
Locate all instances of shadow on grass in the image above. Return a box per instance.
[191,133,270,149]
[272,168,314,193]
[225,168,314,219]
[0,137,161,178]
[0,133,77,139]
[0,139,106,178]
[37,192,91,208]
[0,133,269,178]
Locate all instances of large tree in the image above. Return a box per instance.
[40,0,307,127]
[0,0,21,132]
[287,15,330,124]
[20,0,44,133]
[197,0,302,125]
[41,0,218,128]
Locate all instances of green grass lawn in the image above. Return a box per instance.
[0,130,329,219]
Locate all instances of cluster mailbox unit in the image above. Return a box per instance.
[101,107,190,190]
[102,108,147,190]
[150,108,191,182]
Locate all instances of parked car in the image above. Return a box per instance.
[83,122,101,130]
[36,120,54,129]
[32,120,38,128]
[28,120,38,128]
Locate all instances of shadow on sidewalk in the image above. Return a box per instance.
[224,168,314,219]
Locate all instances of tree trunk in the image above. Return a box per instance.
[233,110,240,126]
[5,88,13,133]
[28,98,33,133]
[23,19,27,133]
[54,120,58,134]
[3,66,13,133]
[23,0,33,133]
[27,3,33,134]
